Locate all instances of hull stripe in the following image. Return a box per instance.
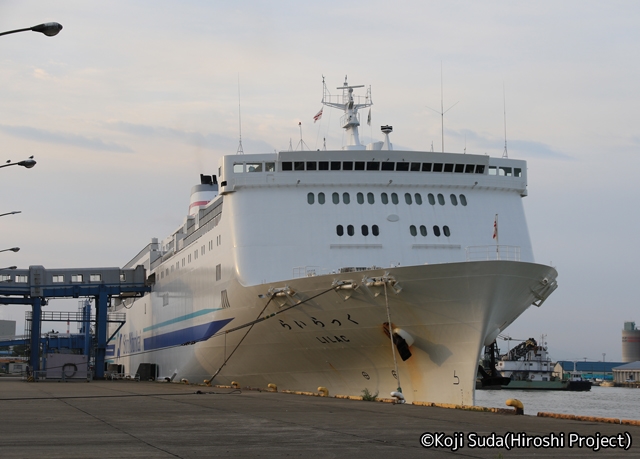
[143,318,233,351]
[143,308,223,332]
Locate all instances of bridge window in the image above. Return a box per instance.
[355,161,365,170]
[366,161,380,171]
[246,163,262,172]
[306,161,317,171]
[411,163,421,171]
[396,162,409,171]
[455,164,464,173]
[319,161,329,170]
[422,163,432,172]
[233,163,244,173]
[52,275,64,283]
[331,161,341,171]
[381,162,394,171]
[282,162,292,171]
[71,274,83,283]
[90,274,102,282]
[476,165,485,174]
[343,161,353,170]
[444,163,454,172]
[433,163,443,172]
[465,164,475,173]
[265,162,275,172]
[294,162,304,171]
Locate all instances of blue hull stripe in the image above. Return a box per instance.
[106,344,115,357]
[143,308,223,333]
[143,318,233,351]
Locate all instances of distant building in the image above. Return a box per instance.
[612,361,640,383]
[554,361,624,381]
[622,322,640,362]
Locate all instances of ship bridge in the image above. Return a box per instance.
[0,265,150,379]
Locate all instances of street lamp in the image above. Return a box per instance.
[0,158,36,169]
[0,22,63,37]
[0,247,20,254]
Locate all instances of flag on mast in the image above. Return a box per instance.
[492,214,498,240]
[313,108,323,123]
[367,108,371,126]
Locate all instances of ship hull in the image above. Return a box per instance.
[110,260,556,405]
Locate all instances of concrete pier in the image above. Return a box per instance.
[0,378,638,458]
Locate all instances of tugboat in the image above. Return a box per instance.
[478,336,591,391]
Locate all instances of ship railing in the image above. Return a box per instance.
[466,245,521,262]
[292,266,331,278]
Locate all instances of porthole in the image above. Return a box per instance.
[347,225,354,236]
[460,194,467,206]
[372,225,379,236]
[405,193,412,205]
[307,192,314,205]
[428,193,436,205]
[437,193,445,206]
[332,192,340,204]
[415,193,423,205]
[420,225,427,237]
[433,225,441,237]
[361,225,369,236]
[391,193,399,205]
[450,194,458,206]
[337,225,344,236]
[318,192,325,204]
[367,192,375,204]
[343,192,350,204]
[357,192,364,204]
[409,225,417,237]
[381,192,389,204]
[443,226,451,237]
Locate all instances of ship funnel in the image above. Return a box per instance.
[189,174,218,216]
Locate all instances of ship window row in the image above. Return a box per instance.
[409,225,451,237]
[158,235,222,280]
[336,224,380,237]
[281,161,487,174]
[308,192,467,207]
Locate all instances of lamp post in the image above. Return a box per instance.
[0,158,36,169]
[0,22,63,37]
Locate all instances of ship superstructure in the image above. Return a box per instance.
[109,78,557,405]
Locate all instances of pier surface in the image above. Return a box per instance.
[0,377,638,458]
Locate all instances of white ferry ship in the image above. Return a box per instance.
[108,78,558,405]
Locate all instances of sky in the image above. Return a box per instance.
[0,1,639,362]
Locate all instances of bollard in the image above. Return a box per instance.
[318,386,329,397]
[267,383,278,392]
[506,398,524,415]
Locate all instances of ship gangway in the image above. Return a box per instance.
[0,265,150,379]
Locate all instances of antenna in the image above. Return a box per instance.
[426,62,458,153]
[236,74,244,155]
[295,122,310,151]
[502,82,508,158]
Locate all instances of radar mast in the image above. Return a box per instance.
[322,76,372,150]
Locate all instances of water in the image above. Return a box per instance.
[475,386,640,420]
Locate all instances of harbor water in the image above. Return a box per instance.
[475,385,640,420]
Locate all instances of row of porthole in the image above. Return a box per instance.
[336,224,380,237]
[410,225,451,237]
[308,192,467,206]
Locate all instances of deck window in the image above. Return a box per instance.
[460,194,468,206]
[433,226,441,237]
[381,192,389,204]
[391,193,399,205]
[372,225,379,236]
[437,193,445,206]
[307,193,314,205]
[347,225,354,236]
[337,225,344,236]
[409,225,417,237]
[450,194,458,206]
[343,192,350,204]
[420,225,427,237]
[357,192,364,204]
[332,192,340,204]
[415,193,423,205]
[361,225,369,236]
[318,192,325,204]
[367,192,375,204]
[443,226,451,237]
[405,193,412,205]
[428,193,436,205]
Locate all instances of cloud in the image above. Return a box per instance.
[0,124,133,153]
[450,128,572,160]
[105,121,275,154]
